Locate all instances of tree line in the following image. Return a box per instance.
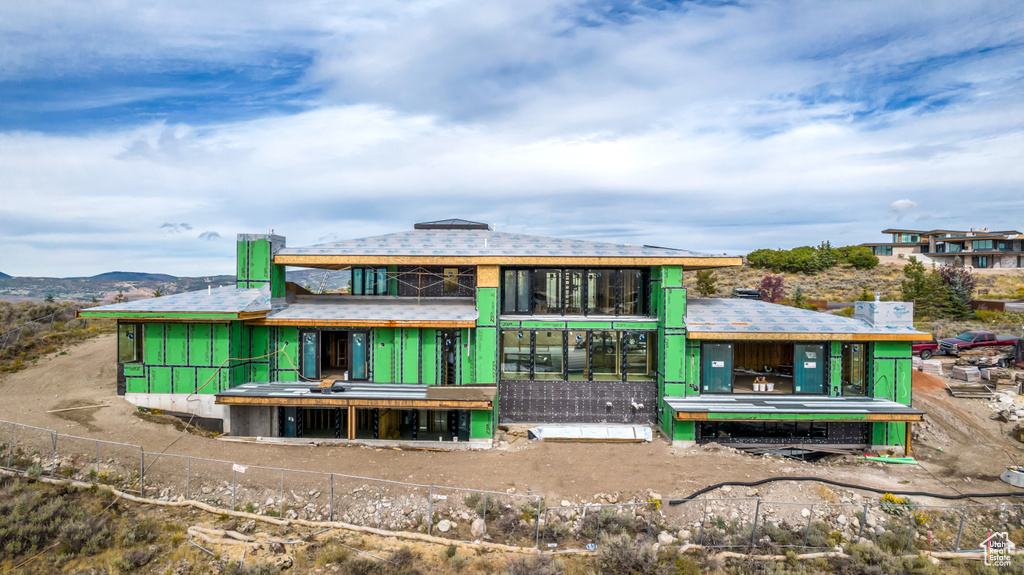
[746,242,879,274]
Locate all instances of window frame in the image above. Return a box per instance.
[117,322,143,363]
[499,267,650,317]
[499,328,656,381]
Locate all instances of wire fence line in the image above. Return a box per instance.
[2,417,1023,554]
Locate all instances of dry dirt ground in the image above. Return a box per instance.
[2,334,1023,507]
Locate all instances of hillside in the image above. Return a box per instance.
[0,269,353,303]
[0,271,10,279]
[71,271,178,281]
[684,261,1024,302]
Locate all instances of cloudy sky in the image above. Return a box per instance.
[2,1,1023,277]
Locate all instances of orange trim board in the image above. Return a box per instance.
[215,396,493,410]
[244,319,478,328]
[274,255,743,269]
[687,332,922,342]
[674,413,924,422]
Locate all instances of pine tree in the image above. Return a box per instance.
[695,270,718,297]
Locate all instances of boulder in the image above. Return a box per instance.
[437,519,452,533]
[657,531,675,546]
[471,518,486,538]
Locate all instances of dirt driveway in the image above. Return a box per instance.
[2,334,1022,505]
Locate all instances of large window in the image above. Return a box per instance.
[351,267,388,295]
[871,246,893,256]
[841,343,868,396]
[117,323,143,363]
[503,270,531,313]
[500,329,656,381]
[500,331,531,379]
[972,239,994,250]
[974,256,990,268]
[501,268,649,316]
[533,269,562,315]
[533,331,564,380]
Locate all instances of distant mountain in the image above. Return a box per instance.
[70,272,178,281]
[0,271,10,279]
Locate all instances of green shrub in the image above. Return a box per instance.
[594,533,657,575]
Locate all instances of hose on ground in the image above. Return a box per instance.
[667,476,1024,505]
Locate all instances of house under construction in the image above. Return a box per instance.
[80,220,924,449]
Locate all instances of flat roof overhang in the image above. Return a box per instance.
[686,331,922,342]
[666,395,924,423]
[246,296,478,328]
[274,254,743,270]
[216,382,495,411]
[76,310,267,322]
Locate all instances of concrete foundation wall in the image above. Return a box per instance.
[226,406,276,437]
[124,393,230,429]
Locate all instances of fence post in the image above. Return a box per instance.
[280,470,285,518]
[186,458,191,500]
[140,449,145,496]
[534,497,542,550]
[857,503,868,541]
[482,492,488,536]
[750,500,761,549]
[802,503,815,548]
[954,507,967,552]
[232,469,237,512]
[329,474,334,522]
[8,423,16,468]
[539,505,549,552]
[698,499,708,546]
[50,432,57,477]
[95,440,100,481]
[647,501,654,541]
[594,505,602,544]
[428,485,434,536]
[376,480,382,528]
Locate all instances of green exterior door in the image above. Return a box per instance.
[301,331,318,380]
[794,344,825,394]
[702,343,733,393]
[351,332,368,380]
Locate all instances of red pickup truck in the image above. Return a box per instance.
[912,338,939,360]
[938,331,1021,356]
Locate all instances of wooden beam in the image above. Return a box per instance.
[673,412,924,422]
[905,421,912,457]
[274,254,743,269]
[476,265,500,288]
[215,395,493,410]
[244,319,477,328]
[348,406,355,440]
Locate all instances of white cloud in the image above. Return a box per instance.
[888,199,919,221]
[1,1,1023,276]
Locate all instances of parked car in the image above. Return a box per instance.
[938,331,1022,356]
[912,338,939,360]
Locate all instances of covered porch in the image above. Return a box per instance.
[217,382,495,444]
[665,395,923,449]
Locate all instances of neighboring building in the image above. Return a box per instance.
[862,228,1024,269]
[80,220,924,450]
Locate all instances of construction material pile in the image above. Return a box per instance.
[951,365,981,382]
[920,359,944,376]
[981,367,1015,385]
[990,390,1024,421]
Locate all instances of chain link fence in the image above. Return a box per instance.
[2,417,1023,554]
